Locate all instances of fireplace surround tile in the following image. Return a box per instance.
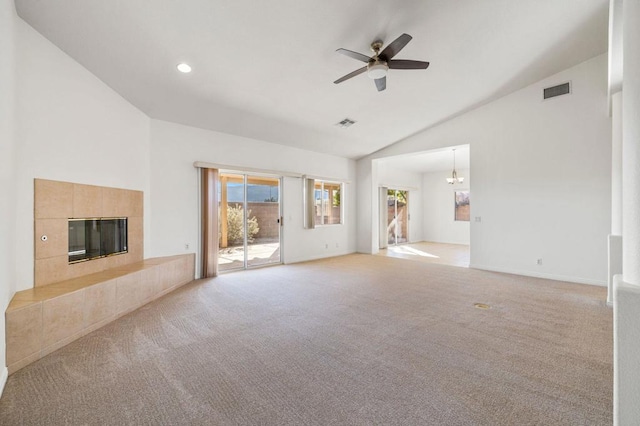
[35,179,73,219]
[130,191,144,217]
[40,329,88,360]
[35,255,71,286]
[73,184,103,218]
[11,178,185,374]
[42,290,85,348]
[115,271,145,314]
[7,254,195,374]
[108,251,134,268]
[159,262,177,291]
[6,303,43,366]
[34,218,68,260]
[127,216,143,250]
[102,187,131,217]
[7,353,42,374]
[33,179,144,287]
[140,267,160,303]
[67,256,109,281]
[11,285,70,303]
[84,279,117,327]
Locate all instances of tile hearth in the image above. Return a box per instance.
[6,254,194,374]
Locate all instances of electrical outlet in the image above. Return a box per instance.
[536,258,543,266]
[325,243,329,249]
[185,243,190,250]
[475,216,482,222]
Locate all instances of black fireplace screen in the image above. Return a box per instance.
[68,218,128,263]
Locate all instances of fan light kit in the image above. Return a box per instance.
[368,62,388,79]
[446,149,465,184]
[176,63,192,73]
[334,34,430,92]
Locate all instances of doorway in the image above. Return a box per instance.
[218,172,281,272]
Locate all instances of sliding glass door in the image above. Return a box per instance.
[246,175,281,268]
[218,173,281,272]
[387,189,409,246]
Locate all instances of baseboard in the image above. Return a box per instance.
[470,263,606,287]
[420,239,470,246]
[284,250,354,265]
[0,366,8,398]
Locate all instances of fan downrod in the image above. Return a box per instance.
[370,41,383,56]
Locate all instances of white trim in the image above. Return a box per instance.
[193,163,351,183]
[302,175,351,184]
[277,176,285,264]
[309,180,344,227]
[378,184,419,191]
[379,187,388,249]
[470,263,607,287]
[284,250,354,265]
[193,161,301,178]
[0,366,8,398]
[425,240,470,246]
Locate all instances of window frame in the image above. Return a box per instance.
[305,178,344,228]
[314,180,343,226]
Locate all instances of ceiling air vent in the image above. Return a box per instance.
[335,118,356,129]
[543,82,571,100]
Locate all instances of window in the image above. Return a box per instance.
[314,181,341,225]
[454,190,470,221]
[305,178,343,228]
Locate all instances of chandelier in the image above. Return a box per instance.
[446,149,465,184]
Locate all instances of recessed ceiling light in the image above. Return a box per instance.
[176,63,192,73]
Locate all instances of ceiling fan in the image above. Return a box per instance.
[333,33,430,92]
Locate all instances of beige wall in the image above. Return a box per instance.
[34,179,143,286]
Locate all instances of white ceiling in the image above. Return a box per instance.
[14,0,608,159]
[378,145,470,174]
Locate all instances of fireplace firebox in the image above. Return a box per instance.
[68,217,128,263]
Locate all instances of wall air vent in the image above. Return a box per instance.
[543,82,571,100]
[335,118,356,128]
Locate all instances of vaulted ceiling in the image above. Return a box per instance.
[15,0,609,159]
[379,145,470,174]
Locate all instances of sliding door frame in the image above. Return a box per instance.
[219,170,283,272]
[380,187,411,248]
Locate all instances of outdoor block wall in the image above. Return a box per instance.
[248,202,279,240]
[227,202,280,240]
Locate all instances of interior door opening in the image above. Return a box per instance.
[218,172,281,272]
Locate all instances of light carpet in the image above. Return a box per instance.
[0,254,612,425]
